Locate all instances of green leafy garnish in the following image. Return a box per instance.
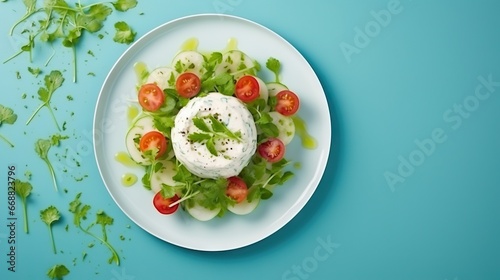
[6,0,138,82]
[266,57,281,83]
[35,134,68,192]
[113,21,136,44]
[40,205,61,254]
[0,104,17,147]
[28,66,41,77]
[47,264,69,280]
[26,70,64,131]
[14,179,32,233]
[69,193,120,265]
[188,115,242,156]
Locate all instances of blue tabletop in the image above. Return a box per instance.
[1,0,500,279]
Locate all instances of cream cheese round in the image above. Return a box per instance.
[171,92,257,178]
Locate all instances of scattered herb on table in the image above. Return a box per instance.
[14,179,32,233]
[113,21,136,44]
[69,193,120,265]
[40,205,61,254]
[35,134,69,192]
[5,0,138,82]
[0,104,17,147]
[26,70,64,131]
[47,264,70,280]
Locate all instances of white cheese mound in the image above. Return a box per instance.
[171,92,257,179]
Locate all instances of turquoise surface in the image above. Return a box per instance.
[1,0,499,279]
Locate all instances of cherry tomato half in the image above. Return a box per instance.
[275,90,300,116]
[153,192,180,214]
[139,131,168,159]
[176,72,201,98]
[138,83,165,111]
[226,176,248,203]
[258,138,285,163]
[235,75,260,103]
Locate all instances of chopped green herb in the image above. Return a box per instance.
[21,93,27,99]
[28,66,41,77]
[66,95,73,101]
[35,134,68,192]
[16,71,21,79]
[87,50,95,57]
[0,104,17,147]
[113,21,136,44]
[14,179,32,233]
[40,206,61,254]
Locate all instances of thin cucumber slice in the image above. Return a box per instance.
[266,82,288,97]
[150,160,177,193]
[172,50,206,77]
[214,50,256,79]
[227,198,260,215]
[125,115,155,165]
[186,202,220,221]
[269,111,295,145]
[146,67,176,90]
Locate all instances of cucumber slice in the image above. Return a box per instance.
[267,82,288,97]
[171,50,206,77]
[268,111,295,145]
[186,202,220,222]
[125,115,155,165]
[150,160,177,193]
[227,198,260,215]
[146,67,176,90]
[255,76,269,103]
[214,50,256,79]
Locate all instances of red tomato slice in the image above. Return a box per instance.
[235,75,260,103]
[275,90,300,116]
[153,193,180,214]
[176,72,201,98]
[138,83,165,111]
[258,138,285,163]
[139,131,167,159]
[226,176,248,203]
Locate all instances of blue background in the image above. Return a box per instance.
[1,0,499,279]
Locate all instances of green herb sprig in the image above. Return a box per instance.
[188,115,242,156]
[40,205,61,254]
[35,134,68,192]
[69,193,120,265]
[26,70,64,131]
[47,264,69,280]
[14,179,32,233]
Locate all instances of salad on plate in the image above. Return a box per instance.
[121,38,311,222]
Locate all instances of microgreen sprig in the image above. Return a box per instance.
[0,104,18,148]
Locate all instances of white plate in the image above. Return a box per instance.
[93,14,331,251]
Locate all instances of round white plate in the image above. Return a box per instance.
[93,14,331,251]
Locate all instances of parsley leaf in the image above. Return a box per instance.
[35,134,68,192]
[28,66,42,77]
[26,70,64,131]
[266,57,281,83]
[112,0,138,11]
[14,179,32,233]
[40,205,61,254]
[47,264,70,280]
[113,21,136,44]
[0,104,17,147]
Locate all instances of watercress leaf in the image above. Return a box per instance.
[40,205,61,226]
[113,21,136,44]
[279,171,294,185]
[206,138,218,156]
[47,264,70,279]
[160,183,176,198]
[188,132,211,142]
[192,117,210,132]
[112,0,138,12]
[258,122,279,138]
[0,104,18,125]
[255,112,272,125]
